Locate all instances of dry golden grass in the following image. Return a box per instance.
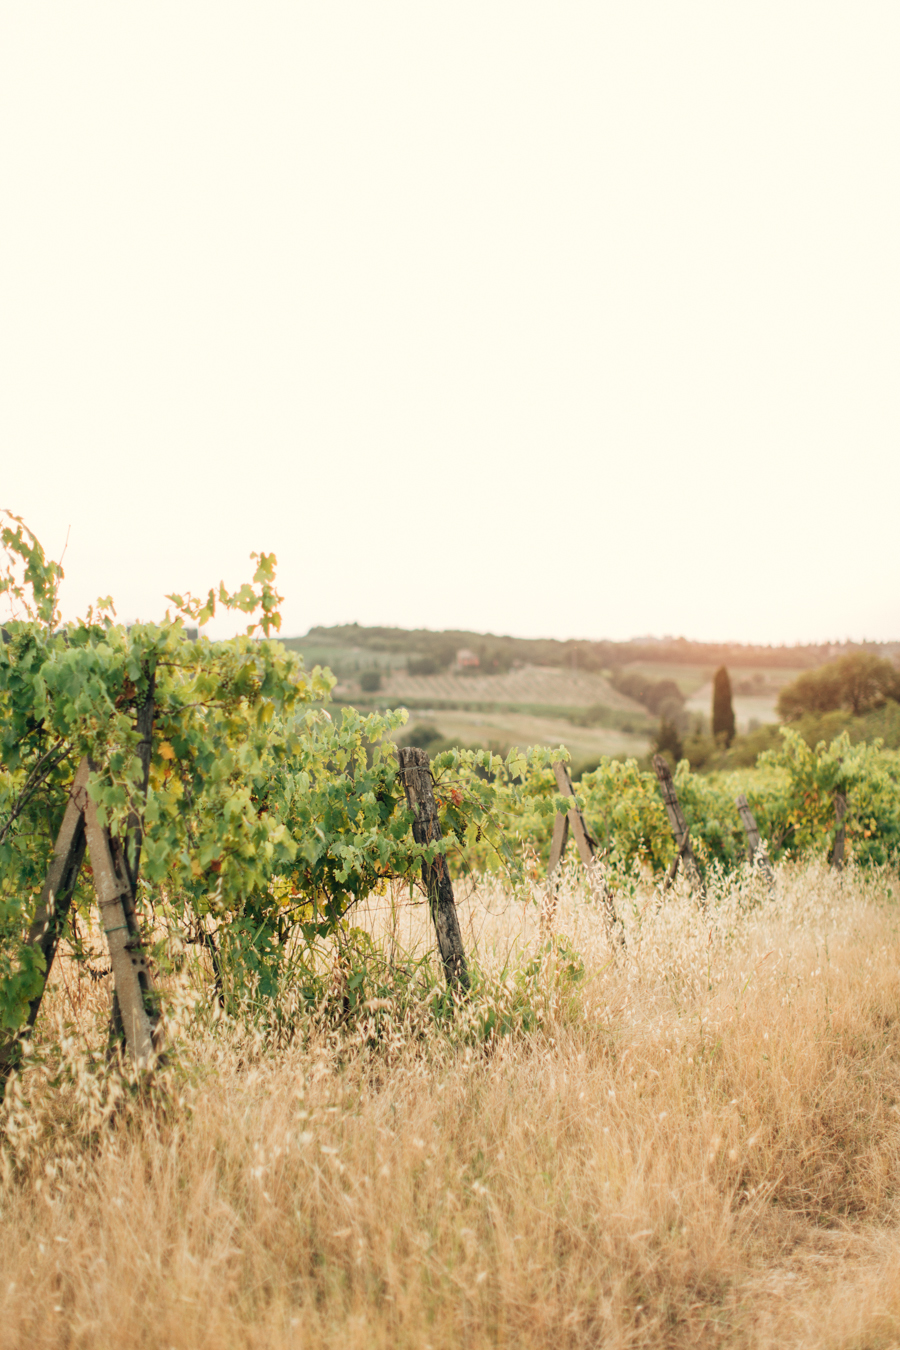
[3,860,900,1348]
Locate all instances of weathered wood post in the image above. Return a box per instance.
[830,793,847,871]
[735,792,776,886]
[0,759,89,1085]
[82,779,158,1069]
[1,667,162,1092]
[652,754,705,900]
[397,747,469,992]
[547,761,619,938]
[109,675,156,1049]
[0,755,160,1087]
[123,675,155,891]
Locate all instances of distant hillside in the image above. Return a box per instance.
[377,665,646,715]
[281,624,899,768]
[285,623,899,678]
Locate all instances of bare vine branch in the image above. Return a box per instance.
[0,739,72,848]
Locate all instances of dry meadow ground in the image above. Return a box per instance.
[3,860,900,1348]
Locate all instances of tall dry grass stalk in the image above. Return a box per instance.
[3,859,900,1348]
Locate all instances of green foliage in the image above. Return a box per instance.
[429,728,900,885]
[0,518,439,1032]
[712,666,736,746]
[474,935,587,1041]
[653,716,684,765]
[5,515,900,1055]
[683,701,900,773]
[178,734,576,1012]
[406,656,444,676]
[611,668,686,720]
[568,701,654,733]
[427,745,574,877]
[0,518,581,1034]
[778,652,900,721]
[661,730,900,872]
[0,512,65,627]
[667,763,754,870]
[755,729,900,866]
[166,550,285,639]
[547,729,900,880]
[397,722,445,753]
[578,758,674,872]
[683,723,778,772]
[0,597,324,1030]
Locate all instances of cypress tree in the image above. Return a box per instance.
[712,666,736,746]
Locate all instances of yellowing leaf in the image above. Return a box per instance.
[160,742,175,760]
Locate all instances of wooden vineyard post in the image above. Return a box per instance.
[0,756,160,1090]
[82,782,158,1069]
[109,677,156,1049]
[397,747,470,992]
[547,809,569,876]
[831,793,847,871]
[0,759,90,1083]
[735,793,776,887]
[652,754,705,901]
[547,761,619,939]
[123,677,155,890]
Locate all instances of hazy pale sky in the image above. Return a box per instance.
[2,3,897,645]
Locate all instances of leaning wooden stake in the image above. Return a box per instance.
[547,761,619,937]
[0,759,89,1084]
[397,747,469,991]
[652,754,705,900]
[0,755,160,1086]
[123,677,155,891]
[109,677,156,1049]
[735,793,776,887]
[82,782,158,1069]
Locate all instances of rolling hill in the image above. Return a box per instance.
[282,624,897,766]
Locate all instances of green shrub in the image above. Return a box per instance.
[778,653,900,721]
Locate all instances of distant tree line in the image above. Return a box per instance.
[303,623,898,677]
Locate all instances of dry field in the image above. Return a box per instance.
[393,705,653,762]
[378,664,644,712]
[3,861,900,1348]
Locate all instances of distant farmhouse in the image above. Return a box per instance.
[455,648,480,670]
